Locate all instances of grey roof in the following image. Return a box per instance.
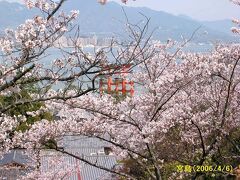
[0,150,32,179]
[65,148,106,156]
[0,136,117,180]
[80,156,116,180]
[41,153,116,180]
[58,135,111,149]
[0,168,31,180]
[0,150,31,167]
[42,135,117,180]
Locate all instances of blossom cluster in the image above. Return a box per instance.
[6,42,239,179]
[0,0,239,179]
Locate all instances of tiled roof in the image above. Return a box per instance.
[42,135,117,180]
[0,136,117,180]
[0,150,31,167]
[0,150,32,180]
[41,152,116,180]
[58,135,111,149]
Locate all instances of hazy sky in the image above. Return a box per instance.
[5,0,240,21]
[111,0,240,21]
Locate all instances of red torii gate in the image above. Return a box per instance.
[99,64,134,96]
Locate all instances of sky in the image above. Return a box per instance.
[111,0,240,21]
[5,0,240,21]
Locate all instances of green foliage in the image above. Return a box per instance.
[161,161,183,180]
[44,138,58,149]
[120,158,153,180]
[0,87,53,132]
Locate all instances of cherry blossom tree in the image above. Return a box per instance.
[231,0,240,34]
[0,0,154,179]
[0,0,240,180]
[33,42,238,179]
[10,40,240,179]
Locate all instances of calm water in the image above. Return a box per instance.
[0,43,214,92]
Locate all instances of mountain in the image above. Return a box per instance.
[202,19,233,35]
[0,0,236,42]
[0,1,35,31]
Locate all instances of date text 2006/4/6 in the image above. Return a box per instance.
[176,165,234,173]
